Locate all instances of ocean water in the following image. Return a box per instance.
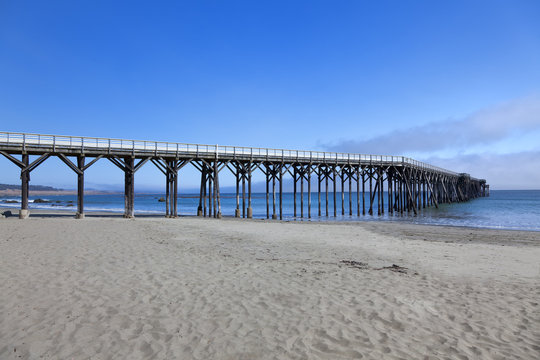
[1,190,540,231]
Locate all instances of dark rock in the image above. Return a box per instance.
[33,198,50,203]
[3,200,18,203]
[158,197,166,202]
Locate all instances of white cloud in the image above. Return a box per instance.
[322,94,540,156]
[422,152,540,190]
[320,94,540,189]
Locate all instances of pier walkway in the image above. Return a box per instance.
[0,132,488,219]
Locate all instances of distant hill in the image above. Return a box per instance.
[0,184,61,191]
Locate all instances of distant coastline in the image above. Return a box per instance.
[0,184,118,196]
[0,189,118,196]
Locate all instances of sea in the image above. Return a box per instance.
[1,190,540,232]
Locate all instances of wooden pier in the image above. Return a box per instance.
[0,132,489,219]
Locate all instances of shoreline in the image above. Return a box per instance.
[0,189,118,196]
[3,206,540,239]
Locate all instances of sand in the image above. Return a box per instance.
[0,214,539,359]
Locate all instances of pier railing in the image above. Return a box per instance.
[0,131,460,176]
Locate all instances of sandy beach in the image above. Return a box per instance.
[1,213,539,359]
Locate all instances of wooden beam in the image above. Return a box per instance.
[58,154,83,175]
[0,151,25,168]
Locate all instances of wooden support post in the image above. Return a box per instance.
[211,163,216,218]
[356,167,360,216]
[204,170,208,217]
[307,166,312,219]
[395,177,399,212]
[377,170,382,216]
[348,168,352,216]
[214,161,221,218]
[174,165,179,217]
[198,167,204,216]
[124,157,135,218]
[293,166,297,217]
[242,168,246,218]
[398,177,403,214]
[417,173,421,210]
[325,168,329,217]
[388,171,392,215]
[318,167,322,217]
[19,154,30,219]
[208,168,213,217]
[272,166,277,219]
[369,168,373,215]
[341,167,345,216]
[300,167,304,218]
[266,164,269,219]
[235,168,240,217]
[212,161,217,218]
[377,168,384,216]
[403,174,418,215]
[396,175,403,214]
[362,169,366,215]
[279,164,283,220]
[165,166,170,217]
[411,173,416,212]
[333,167,337,217]
[422,174,426,208]
[170,162,174,217]
[76,156,85,219]
[247,163,252,218]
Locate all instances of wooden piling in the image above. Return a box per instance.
[325,168,329,217]
[76,156,85,219]
[279,164,283,220]
[293,166,297,218]
[356,167,360,216]
[300,167,304,218]
[20,154,29,218]
[333,167,337,217]
[307,165,312,219]
[318,167,322,217]
[124,157,135,218]
[266,164,269,219]
[272,165,277,219]
[235,169,240,217]
[247,163,252,218]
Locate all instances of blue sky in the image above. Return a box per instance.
[1,0,540,190]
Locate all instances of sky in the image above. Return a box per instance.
[1,0,540,190]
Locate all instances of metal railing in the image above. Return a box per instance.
[0,131,466,177]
